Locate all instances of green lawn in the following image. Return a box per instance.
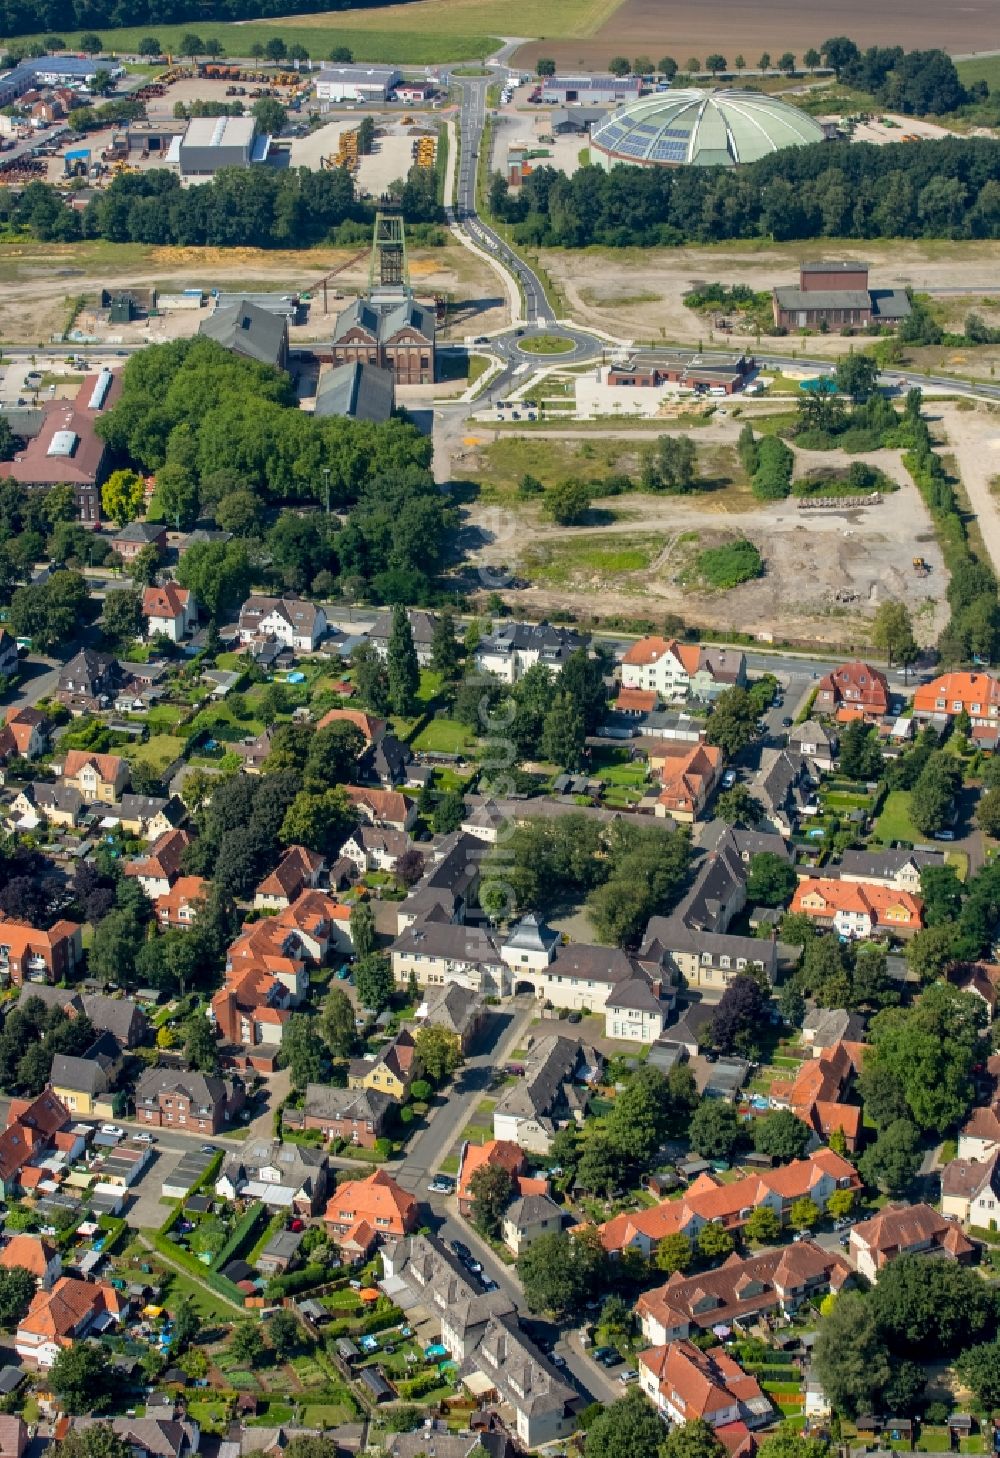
[518,333,576,355]
[124,734,184,774]
[521,534,661,587]
[873,790,921,845]
[411,718,476,754]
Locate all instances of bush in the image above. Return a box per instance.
[751,436,793,500]
[696,539,763,588]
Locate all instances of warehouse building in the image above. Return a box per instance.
[772,261,912,331]
[315,65,401,103]
[170,116,270,180]
[540,74,642,105]
[0,54,125,106]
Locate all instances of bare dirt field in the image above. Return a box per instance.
[456,423,948,648]
[513,0,1000,70]
[542,238,1000,355]
[936,401,1000,579]
[0,238,508,346]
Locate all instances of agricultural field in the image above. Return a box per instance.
[512,0,1000,71]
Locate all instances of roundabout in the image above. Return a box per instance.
[516,332,576,356]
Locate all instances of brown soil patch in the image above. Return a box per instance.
[514,0,999,69]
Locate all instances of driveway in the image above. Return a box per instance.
[122,1143,188,1229]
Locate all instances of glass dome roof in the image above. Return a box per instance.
[590,88,826,167]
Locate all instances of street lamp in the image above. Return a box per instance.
[322,466,331,514]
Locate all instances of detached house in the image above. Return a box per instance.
[815,661,889,722]
[621,637,746,701]
[142,582,197,642]
[299,1084,394,1149]
[914,670,1000,727]
[133,1067,244,1135]
[474,621,587,686]
[349,1029,420,1101]
[155,876,208,929]
[323,1169,417,1256]
[125,828,193,899]
[941,1149,1000,1228]
[0,1235,61,1290]
[343,785,416,833]
[16,1277,124,1368]
[239,595,327,652]
[638,1340,771,1430]
[648,741,723,822]
[790,877,923,939]
[850,1203,974,1282]
[216,1139,330,1215]
[492,1035,601,1154]
[57,648,119,715]
[254,844,325,911]
[0,706,48,763]
[370,608,439,666]
[61,749,128,805]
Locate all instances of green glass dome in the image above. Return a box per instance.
[590,88,826,168]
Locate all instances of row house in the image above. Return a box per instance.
[155,876,208,930]
[493,1035,602,1155]
[0,1090,79,1199]
[769,1040,864,1151]
[913,670,1000,727]
[638,1340,771,1430]
[124,828,194,899]
[941,1149,1000,1228]
[16,1277,125,1369]
[637,1241,851,1345]
[595,1148,861,1256]
[849,1202,974,1282]
[60,748,129,804]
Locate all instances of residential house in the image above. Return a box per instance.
[637,1242,851,1345]
[0,1235,61,1290]
[396,831,486,927]
[16,1276,124,1368]
[348,1029,420,1101]
[66,1418,197,1458]
[323,1169,418,1255]
[956,962,1000,1020]
[113,521,167,562]
[960,1102,1000,1162]
[851,1201,973,1283]
[595,1148,861,1256]
[641,829,785,991]
[254,845,325,911]
[457,1139,532,1215]
[790,877,924,939]
[472,1313,578,1447]
[17,987,146,1049]
[647,741,723,822]
[269,889,353,962]
[913,671,1000,727]
[380,1232,516,1362]
[0,370,123,525]
[800,1006,865,1052]
[384,1429,515,1458]
[342,825,411,877]
[461,799,505,845]
[114,794,185,841]
[60,749,129,805]
[835,846,945,892]
[48,1044,117,1119]
[415,981,487,1052]
[316,707,386,744]
[0,706,48,763]
[155,876,209,929]
[941,1150,1000,1228]
[769,1041,864,1151]
[142,583,197,642]
[849,1203,975,1282]
[498,913,673,1024]
[0,1089,78,1199]
[363,733,413,788]
[391,918,507,997]
[638,1340,771,1429]
[370,608,440,666]
[473,621,587,686]
[501,1193,563,1255]
[604,975,671,1044]
[0,919,83,987]
[788,719,837,768]
[621,637,746,701]
[492,1035,602,1154]
[298,1084,394,1149]
[754,749,814,836]
[133,1068,244,1135]
[232,729,272,774]
[124,828,194,899]
[343,785,416,832]
[56,648,120,715]
[238,595,327,652]
[814,661,890,721]
[8,782,85,831]
[211,965,293,1063]
[216,1140,330,1215]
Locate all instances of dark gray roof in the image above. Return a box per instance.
[370,608,438,645]
[199,298,288,369]
[836,847,944,879]
[419,981,484,1037]
[476,619,586,659]
[392,919,502,968]
[774,287,872,310]
[315,361,395,422]
[332,295,435,346]
[21,781,85,816]
[135,1067,233,1112]
[606,975,664,1013]
[870,289,912,320]
[301,1084,393,1126]
[548,941,635,985]
[493,1034,599,1122]
[113,521,165,544]
[49,1053,105,1096]
[505,1192,561,1228]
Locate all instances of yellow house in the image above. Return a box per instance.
[347,1030,419,1102]
[61,749,128,805]
[48,1049,117,1119]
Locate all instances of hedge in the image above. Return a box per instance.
[149,1227,247,1303]
[265,1262,330,1301]
[211,1200,267,1274]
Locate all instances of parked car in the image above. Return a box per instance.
[99,1124,124,1138]
[620,1369,639,1384]
[450,1239,472,1261]
[428,1175,454,1195]
[721,769,736,789]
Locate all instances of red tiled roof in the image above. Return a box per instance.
[62,749,124,784]
[142,582,190,619]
